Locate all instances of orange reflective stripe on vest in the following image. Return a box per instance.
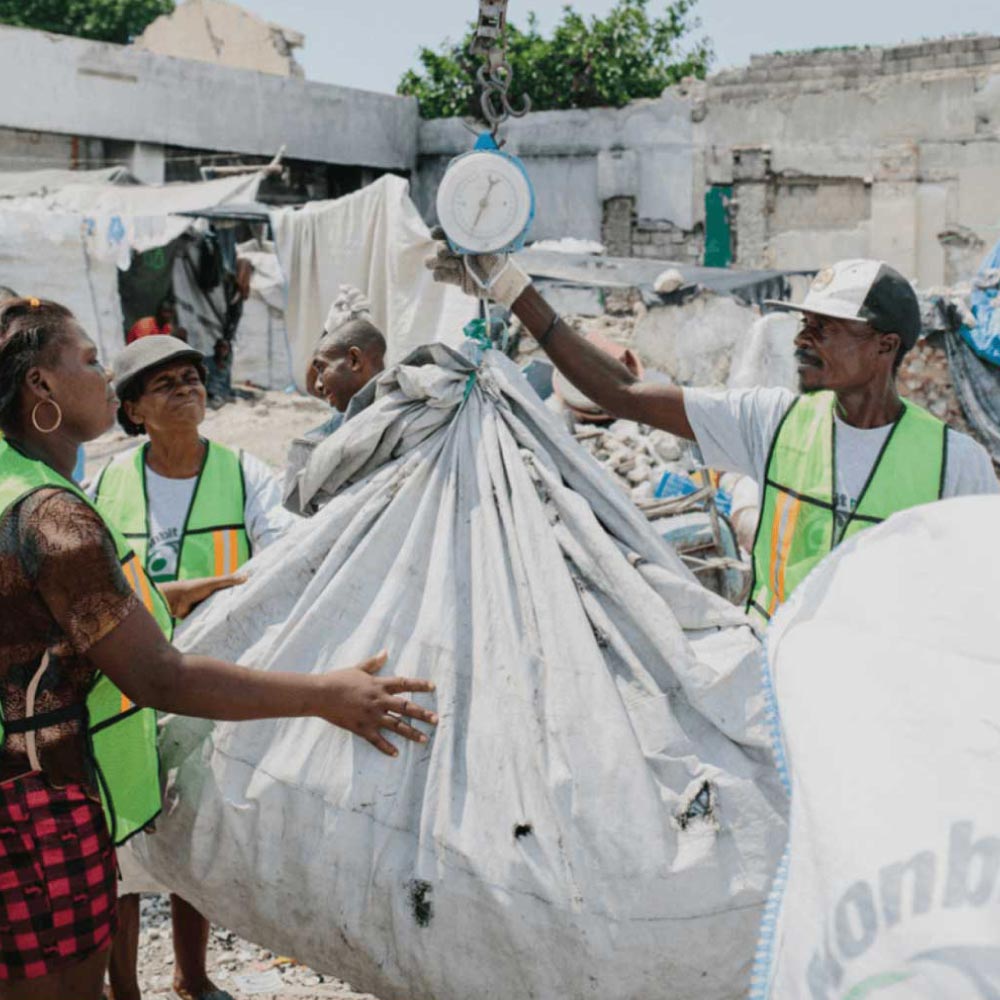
[94,441,251,587]
[749,393,946,626]
[213,528,240,576]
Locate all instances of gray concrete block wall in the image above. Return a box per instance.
[716,35,1000,90]
[0,24,418,171]
[631,220,704,264]
[602,196,635,257]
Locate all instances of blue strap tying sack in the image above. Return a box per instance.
[462,316,511,402]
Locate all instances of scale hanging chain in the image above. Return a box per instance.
[470,0,531,138]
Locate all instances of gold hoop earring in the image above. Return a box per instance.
[31,399,63,434]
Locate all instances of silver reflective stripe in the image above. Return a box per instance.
[23,650,50,774]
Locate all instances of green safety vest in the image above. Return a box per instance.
[0,440,172,845]
[93,440,251,583]
[748,392,946,626]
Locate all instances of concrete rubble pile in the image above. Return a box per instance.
[897,337,971,433]
[572,419,686,503]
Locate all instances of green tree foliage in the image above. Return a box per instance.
[0,0,174,46]
[398,0,712,120]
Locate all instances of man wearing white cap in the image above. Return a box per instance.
[427,246,998,625]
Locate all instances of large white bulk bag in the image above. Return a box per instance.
[135,341,786,1000]
[754,495,1000,999]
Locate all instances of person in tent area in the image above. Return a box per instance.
[0,297,439,1000]
[204,336,235,409]
[427,239,999,626]
[88,335,299,1000]
[126,300,178,345]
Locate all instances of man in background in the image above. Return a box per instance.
[205,338,235,408]
[284,299,387,511]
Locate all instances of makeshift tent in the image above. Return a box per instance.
[0,209,124,361]
[231,241,293,388]
[960,238,1000,366]
[132,339,786,1000]
[271,175,473,390]
[0,167,131,199]
[940,240,1000,464]
[752,496,1000,999]
[944,331,1000,464]
[0,169,260,363]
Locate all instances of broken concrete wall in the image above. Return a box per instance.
[135,0,304,78]
[414,91,701,258]
[414,36,1000,282]
[705,39,1000,280]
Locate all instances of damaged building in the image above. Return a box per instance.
[415,36,1000,286]
[0,4,413,200]
[0,13,998,284]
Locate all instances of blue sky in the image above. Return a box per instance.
[239,0,997,94]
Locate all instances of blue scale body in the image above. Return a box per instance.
[443,133,535,256]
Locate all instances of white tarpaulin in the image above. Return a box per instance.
[0,210,124,365]
[0,170,261,364]
[1,172,261,262]
[0,167,130,199]
[271,175,473,390]
[753,496,1000,999]
[232,244,293,389]
[134,340,786,1000]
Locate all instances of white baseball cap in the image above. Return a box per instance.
[766,259,922,349]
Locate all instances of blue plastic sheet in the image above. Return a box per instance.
[960,239,1000,366]
[655,470,733,516]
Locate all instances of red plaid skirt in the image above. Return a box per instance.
[0,773,117,981]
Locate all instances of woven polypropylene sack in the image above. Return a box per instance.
[135,342,787,1000]
[755,495,1000,999]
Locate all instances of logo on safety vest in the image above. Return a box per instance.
[811,267,836,292]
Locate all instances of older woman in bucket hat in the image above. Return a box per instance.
[0,298,437,1000]
[89,336,298,1000]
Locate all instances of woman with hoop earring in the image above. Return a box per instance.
[0,297,437,1000]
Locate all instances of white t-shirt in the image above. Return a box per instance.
[91,449,297,583]
[684,387,999,533]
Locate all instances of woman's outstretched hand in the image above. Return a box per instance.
[321,650,437,757]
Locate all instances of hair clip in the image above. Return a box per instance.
[28,297,41,308]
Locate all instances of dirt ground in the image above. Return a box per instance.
[84,389,330,478]
[130,896,375,999]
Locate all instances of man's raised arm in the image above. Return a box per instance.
[426,233,695,440]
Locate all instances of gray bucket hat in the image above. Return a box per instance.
[112,336,204,397]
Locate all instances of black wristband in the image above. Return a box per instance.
[536,312,561,348]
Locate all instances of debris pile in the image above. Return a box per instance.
[136,895,371,999]
[897,337,971,434]
[573,419,686,502]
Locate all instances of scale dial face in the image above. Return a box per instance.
[436,151,533,254]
